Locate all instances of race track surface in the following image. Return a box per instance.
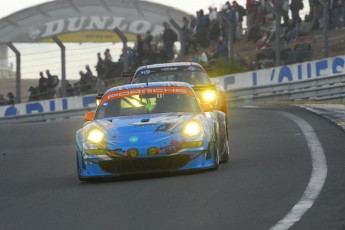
[0,105,344,230]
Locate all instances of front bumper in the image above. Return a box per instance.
[77,146,217,178]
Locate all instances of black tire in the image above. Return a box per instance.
[213,132,220,170]
[220,133,230,163]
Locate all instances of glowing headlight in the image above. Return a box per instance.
[202,90,216,103]
[183,121,201,136]
[87,129,104,144]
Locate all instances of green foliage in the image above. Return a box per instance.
[203,57,250,78]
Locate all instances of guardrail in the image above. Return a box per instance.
[0,107,95,124]
[227,74,345,103]
[1,73,345,124]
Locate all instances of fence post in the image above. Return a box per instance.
[263,2,281,66]
[52,36,66,98]
[114,27,128,72]
[318,0,329,58]
[218,12,234,59]
[7,43,21,103]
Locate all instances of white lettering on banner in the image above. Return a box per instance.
[42,20,65,37]
[67,17,87,32]
[0,95,96,118]
[40,16,163,38]
[222,56,345,90]
[85,16,110,30]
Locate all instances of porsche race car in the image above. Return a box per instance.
[129,62,228,115]
[76,82,229,181]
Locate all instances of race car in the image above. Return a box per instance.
[76,82,229,181]
[129,62,228,115]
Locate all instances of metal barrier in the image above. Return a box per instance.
[0,107,95,124]
[227,74,345,103]
[1,73,345,124]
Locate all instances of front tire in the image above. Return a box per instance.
[220,133,230,163]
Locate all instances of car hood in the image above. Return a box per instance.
[97,112,196,136]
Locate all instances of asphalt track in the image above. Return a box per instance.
[0,105,345,230]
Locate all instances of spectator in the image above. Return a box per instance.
[208,8,221,43]
[79,70,90,92]
[104,48,113,62]
[195,9,210,48]
[208,6,218,22]
[144,30,153,48]
[182,17,192,55]
[95,52,104,79]
[224,4,237,43]
[38,71,47,92]
[246,0,257,32]
[103,48,113,79]
[198,47,209,64]
[126,47,135,70]
[45,69,58,88]
[330,0,345,30]
[281,0,290,26]
[85,65,94,81]
[189,14,198,52]
[290,0,303,24]
[162,22,178,60]
[0,94,5,106]
[133,34,146,67]
[7,92,15,105]
[232,0,246,38]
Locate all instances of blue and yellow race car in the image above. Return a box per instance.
[76,82,229,181]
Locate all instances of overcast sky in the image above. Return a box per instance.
[0,0,246,19]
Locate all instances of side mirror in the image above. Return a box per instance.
[200,103,214,112]
[96,93,103,106]
[84,111,95,122]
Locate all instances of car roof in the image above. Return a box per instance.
[104,81,194,94]
[136,62,205,72]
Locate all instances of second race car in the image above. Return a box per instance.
[130,62,228,115]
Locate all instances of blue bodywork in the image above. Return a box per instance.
[76,82,221,180]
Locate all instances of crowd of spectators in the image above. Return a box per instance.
[91,0,331,78]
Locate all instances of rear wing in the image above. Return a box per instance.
[192,85,216,92]
[121,71,135,78]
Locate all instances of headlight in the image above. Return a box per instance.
[202,90,216,103]
[183,121,201,136]
[87,129,104,144]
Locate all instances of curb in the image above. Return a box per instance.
[299,104,345,131]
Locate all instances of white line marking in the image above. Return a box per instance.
[270,112,328,230]
[241,105,260,108]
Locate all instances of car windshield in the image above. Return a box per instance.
[95,91,200,119]
[132,70,211,86]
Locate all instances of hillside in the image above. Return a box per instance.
[233,26,345,67]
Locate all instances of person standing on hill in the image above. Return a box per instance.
[290,0,303,24]
[38,71,47,92]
